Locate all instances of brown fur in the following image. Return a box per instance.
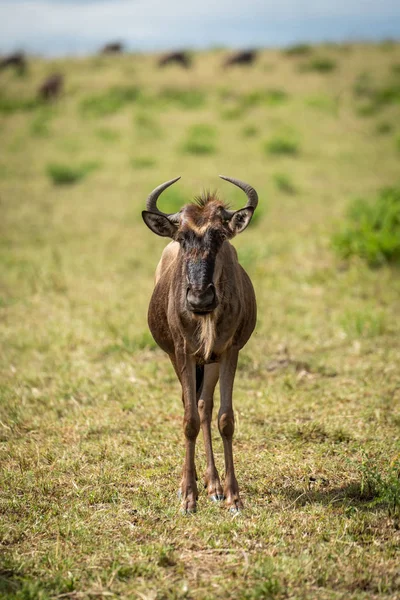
[146,191,257,512]
[158,51,191,68]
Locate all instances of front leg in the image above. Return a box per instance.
[218,348,243,512]
[175,352,200,513]
[198,363,224,501]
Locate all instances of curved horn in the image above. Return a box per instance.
[219,175,258,212]
[146,176,181,221]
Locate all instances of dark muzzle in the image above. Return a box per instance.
[186,283,217,314]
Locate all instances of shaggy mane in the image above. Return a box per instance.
[192,190,229,210]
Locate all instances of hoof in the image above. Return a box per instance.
[180,507,196,515]
[210,494,225,502]
[229,506,242,514]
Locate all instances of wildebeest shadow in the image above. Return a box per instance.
[277,481,378,511]
[0,568,23,596]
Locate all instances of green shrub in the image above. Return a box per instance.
[131,157,156,169]
[332,186,400,266]
[273,172,297,194]
[0,94,38,115]
[95,127,120,142]
[157,87,206,109]
[220,105,245,120]
[264,136,299,156]
[302,57,337,73]
[241,124,258,138]
[30,108,54,137]
[375,82,400,106]
[375,121,393,135]
[46,161,99,185]
[80,86,140,117]
[305,94,338,114]
[353,72,374,99]
[340,309,387,338]
[354,79,400,116]
[242,88,288,107]
[181,124,216,155]
[359,454,400,519]
[134,111,162,139]
[284,43,312,56]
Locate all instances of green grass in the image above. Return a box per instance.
[157,86,206,109]
[375,121,393,134]
[1,43,400,600]
[242,88,288,107]
[283,43,312,56]
[80,85,140,116]
[0,93,39,114]
[264,135,299,156]
[46,160,99,184]
[301,57,337,73]
[134,111,162,139]
[181,123,217,155]
[30,108,54,137]
[333,186,400,266]
[95,127,121,142]
[131,156,157,169]
[241,124,258,138]
[273,172,297,194]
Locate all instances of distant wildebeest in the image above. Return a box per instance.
[0,52,26,72]
[101,42,124,54]
[142,176,258,513]
[38,74,63,101]
[158,51,191,68]
[223,50,257,68]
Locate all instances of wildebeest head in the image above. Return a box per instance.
[142,176,258,314]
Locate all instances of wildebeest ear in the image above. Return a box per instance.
[142,211,178,238]
[228,207,254,236]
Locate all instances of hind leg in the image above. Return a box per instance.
[198,363,224,501]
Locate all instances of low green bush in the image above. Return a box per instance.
[0,94,38,115]
[242,88,288,107]
[46,161,99,185]
[80,86,140,117]
[273,172,297,194]
[181,124,217,155]
[283,43,312,56]
[157,87,206,110]
[264,136,299,156]
[302,57,337,73]
[359,453,400,519]
[30,108,54,137]
[375,121,393,135]
[131,157,156,169]
[95,127,120,142]
[332,186,400,266]
[354,77,400,116]
[241,124,258,138]
[134,111,162,139]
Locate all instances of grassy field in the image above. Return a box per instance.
[1,43,400,599]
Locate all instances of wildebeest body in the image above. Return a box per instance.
[142,176,258,513]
